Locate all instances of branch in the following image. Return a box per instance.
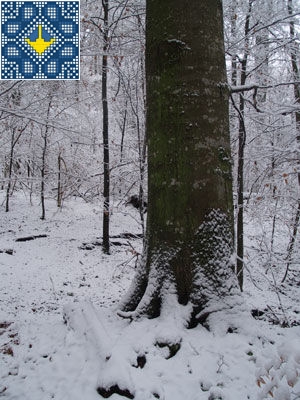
[0,106,82,134]
[227,81,300,93]
[0,81,22,97]
[227,12,300,53]
[229,93,247,136]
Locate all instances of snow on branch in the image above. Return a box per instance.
[0,106,82,134]
[222,81,300,94]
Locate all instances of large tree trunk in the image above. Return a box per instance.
[119,0,238,326]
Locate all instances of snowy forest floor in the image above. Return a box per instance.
[0,191,300,400]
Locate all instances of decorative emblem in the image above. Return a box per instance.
[25,25,56,54]
[1,1,79,80]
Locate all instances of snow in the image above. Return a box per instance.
[1,192,300,400]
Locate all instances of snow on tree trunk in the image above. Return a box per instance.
[119,0,239,326]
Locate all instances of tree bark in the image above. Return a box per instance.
[57,152,62,208]
[282,0,300,283]
[229,0,238,86]
[40,131,47,220]
[5,127,23,212]
[5,130,16,213]
[119,0,238,326]
[236,0,253,291]
[102,0,110,254]
[40,98,52,220]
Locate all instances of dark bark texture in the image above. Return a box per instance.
[236,0,253,291]
[102,0,110,254]
[119,0,238,324]
[282,0,300,283]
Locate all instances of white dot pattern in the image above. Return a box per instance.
[61,46,73,56]
[1,1,79,79]
[7,24,19,33]
[7,47,19,56]
[23,7,33,19]
[61,24,73,33]
[47,7,56,19]
[23,61,33,73]
[47,61,56,73]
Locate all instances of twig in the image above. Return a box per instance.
[49,275,58,301]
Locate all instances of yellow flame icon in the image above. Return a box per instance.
[25,25,55,54]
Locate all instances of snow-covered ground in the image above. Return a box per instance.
[1,192,299,400]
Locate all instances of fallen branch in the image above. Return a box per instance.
[15,234,48,242]
[63,301,112,361]
[0,249,14,255]
[79,234,143,250]
[111,233,143,239]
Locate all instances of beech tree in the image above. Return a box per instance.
[119,0,238,326]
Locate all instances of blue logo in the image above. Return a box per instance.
[1,1,79,79]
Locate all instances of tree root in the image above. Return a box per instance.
[117,291,161,320]
[118,253,163,319]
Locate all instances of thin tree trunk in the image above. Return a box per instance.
[40,132,47,220]
[40,100,51,220]
[57,151,62,208]
[236,0,253,291]
[282,202,300,283]
[120,104,127,162]
[282,0,300,283]
[5,130,15,212]
[5,128,23,212]
[102,0,110,254]
[230,0,238,86]
[27,130,34,206]
[27,160,34,206]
